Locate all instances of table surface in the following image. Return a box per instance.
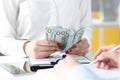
[2,52,120,80]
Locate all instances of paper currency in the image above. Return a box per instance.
[45,26,84,52]
[72,27,84,44]
[53,27,72,50]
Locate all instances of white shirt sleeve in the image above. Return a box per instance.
[66,65,99,80]
[0,0,26,57]
[79,0,93,47]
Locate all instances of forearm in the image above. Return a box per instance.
[0,38,27,57]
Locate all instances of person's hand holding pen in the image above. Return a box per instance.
[23,40,61,59]
[92,44,120,69]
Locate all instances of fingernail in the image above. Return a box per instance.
[69,49,72,52]
[65,49,72,54]
[58,45,62,49]
[65,51,69,54]
[72,45,77,48]
[57,43,60,46]
[57,43,62,49]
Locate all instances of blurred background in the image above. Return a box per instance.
[90,0,120,52]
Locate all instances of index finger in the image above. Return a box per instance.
[36,40,60,46]
[92,45,116,60]
[92,50,102,60]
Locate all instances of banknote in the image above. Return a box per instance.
[45,26,61,40]
[45,27,53,40]
[72,27,84,44]
[63,27,85,52]
[53,27,72,50]
[45,26,85,52]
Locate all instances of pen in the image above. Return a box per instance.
[90,45,120,65]
[89,56,100,65]
[109,45,120,52]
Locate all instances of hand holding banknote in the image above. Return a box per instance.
[24,26,87,59]
[45,26,88,56]
[24,40,61,59]
[66,38,90,56]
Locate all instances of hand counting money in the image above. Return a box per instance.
[45,26,85,53]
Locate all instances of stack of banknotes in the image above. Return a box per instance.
[45,26,84,52]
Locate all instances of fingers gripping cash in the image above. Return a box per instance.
[45,26,85,52]
[29,26,89,71]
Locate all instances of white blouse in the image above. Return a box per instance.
[0,0,92,57]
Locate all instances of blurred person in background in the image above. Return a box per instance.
[0,0,92,59]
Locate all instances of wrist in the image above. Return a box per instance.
[23,41,30,56]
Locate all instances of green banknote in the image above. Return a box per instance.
[53,27,72,50]
[72,27,84,44]
[45,26,61,40]
[45,27,54,40]
[63,27,84,52]
[45,26,84,52]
